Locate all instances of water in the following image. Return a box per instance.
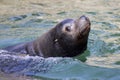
[0,0,120,80]
[0,50,120,80]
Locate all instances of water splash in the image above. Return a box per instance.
[0,50,120,80]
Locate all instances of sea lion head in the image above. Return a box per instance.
[54,15,91,56]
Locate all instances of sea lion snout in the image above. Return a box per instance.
[75,15,91,36]
[79,15,89,21]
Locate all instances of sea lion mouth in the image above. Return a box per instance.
[75,15,91,35]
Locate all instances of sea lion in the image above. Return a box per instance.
[4,15,91,57]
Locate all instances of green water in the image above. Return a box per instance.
[0,0,120,80]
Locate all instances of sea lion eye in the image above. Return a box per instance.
[65,26,71,32]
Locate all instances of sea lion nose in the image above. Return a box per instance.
[78,15,91,26]
[80,15,89,21]
[76,15,90,35]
